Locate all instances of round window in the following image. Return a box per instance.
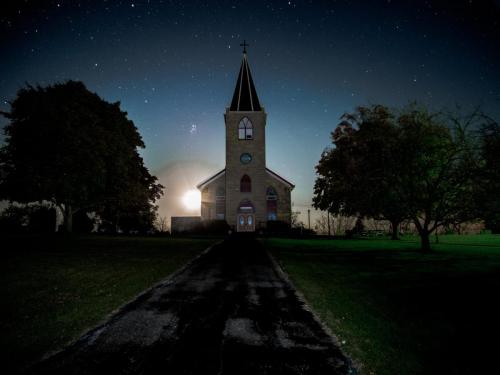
[240,153,252,164]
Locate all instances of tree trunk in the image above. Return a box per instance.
[390,220,399,240]
[63,204,73,233]
[419,229,431,252]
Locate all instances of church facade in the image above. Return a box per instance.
[196,49,294,232]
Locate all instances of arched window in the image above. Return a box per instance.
[266,187,278,199]
[238,117,253,140]
[240,175,251,192]
[266,186,278,221]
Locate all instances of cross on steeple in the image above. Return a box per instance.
[240,40,249,54]
[230,41,261,111]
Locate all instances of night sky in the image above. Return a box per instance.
[2,0,500,224]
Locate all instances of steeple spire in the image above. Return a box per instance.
[230,46,262,111]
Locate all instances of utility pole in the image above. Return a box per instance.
[327,211,330,236]
[307,209,311,230]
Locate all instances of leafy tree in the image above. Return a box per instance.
[394,105,482,250]
[0,81,163,232]
[94,152,162,234]
[313,105,407,240]
[314,104,485,251]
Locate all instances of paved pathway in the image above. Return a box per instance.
[30,237,354,374]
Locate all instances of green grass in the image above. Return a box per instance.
[0,234,217,373]
[264,234,500,375]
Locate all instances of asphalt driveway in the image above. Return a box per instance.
[29,236,354,374]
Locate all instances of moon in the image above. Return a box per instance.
[182,189,201,211]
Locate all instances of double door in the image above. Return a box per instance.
[237,214,255,232]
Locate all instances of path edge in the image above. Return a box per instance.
[32,239,223,368]
[264,243,360,375]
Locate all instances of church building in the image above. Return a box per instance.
[196,46,294,232]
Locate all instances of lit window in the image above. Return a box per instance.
[238,199,255,213]
[238,117,253,140]
[240,175,251,192]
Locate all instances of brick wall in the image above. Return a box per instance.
[225,109,268,228]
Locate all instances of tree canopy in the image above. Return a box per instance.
[313,105,406,239]
[0,80,163,232]
[313,104,493,251]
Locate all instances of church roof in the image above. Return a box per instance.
[266,168,295,189]
[229,53,262,111]
[196,168,294,190]
[196,169,225,190]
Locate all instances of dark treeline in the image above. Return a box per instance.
[0,81,163,234]
[313,104,500,251]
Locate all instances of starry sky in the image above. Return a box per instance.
[1,0,500,225]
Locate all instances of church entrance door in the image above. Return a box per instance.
[237,214,255,232]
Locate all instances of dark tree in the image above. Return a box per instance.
[0,81,163,232]
[313,105,407,240]
[394,106,482,251]
[314,104,484,251]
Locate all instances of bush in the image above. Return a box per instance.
[266,220,291,234]
[485,216,500,234]
[73,211,96,234]
[28,206,56,233]
[204,220,230,234]
[190,220,230,235]
[346,218,365,238]
[0,206,29,233]
[0,205,56,233]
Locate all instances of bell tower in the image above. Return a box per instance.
[224,43,267,230]
[196,42,294,231]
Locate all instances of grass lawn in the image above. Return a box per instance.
[264,234,500,375]
[0,234,217,373]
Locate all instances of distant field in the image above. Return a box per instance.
[265,234,500,375]
[0,235,217,374]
